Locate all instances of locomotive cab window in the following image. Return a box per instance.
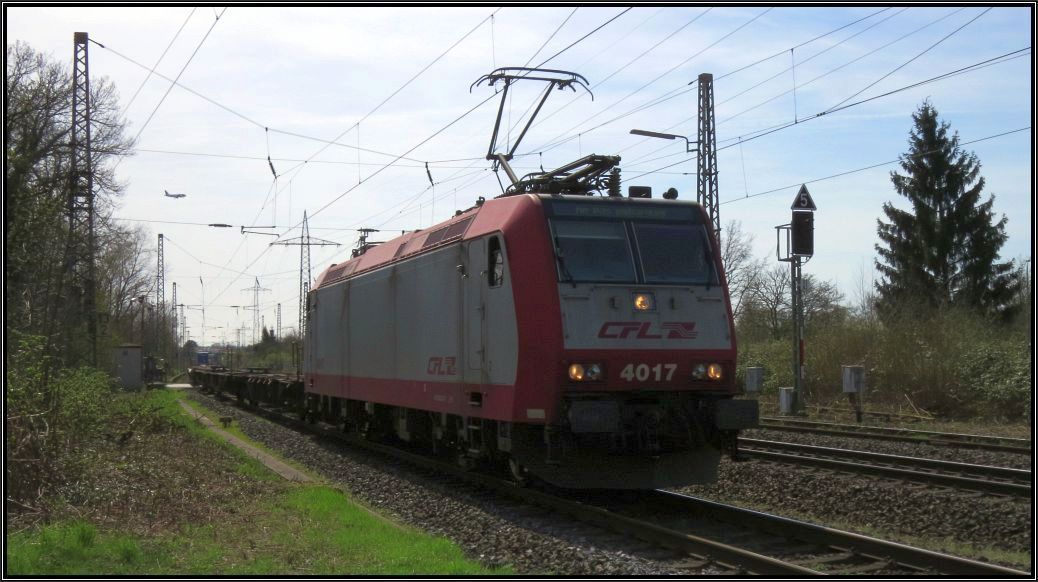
[545,200,721,286]
[550,220,637,283]
[633,222,719,285]
[488,236,504,288]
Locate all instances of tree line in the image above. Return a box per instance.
[5,41,166,369]
[5,41,182,509]
[723,101,1030,418]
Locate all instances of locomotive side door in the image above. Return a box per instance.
[462,238,486,384]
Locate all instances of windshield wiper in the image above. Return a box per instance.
[703,242,715,290]
[554,237,576,287]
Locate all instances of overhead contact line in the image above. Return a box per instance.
[121,7,197,115]
[718,126,1031,206]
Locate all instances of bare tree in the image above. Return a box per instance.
[5,41,135,363]
[739,262,846,340]
[801,274,847,328]
[95,224,155,343]
[741,265,791,341]
[720,220,766,322]
[852,258,879,321]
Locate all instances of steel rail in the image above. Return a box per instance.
[739,438,1032,497]
[187,382,1030,577]
[759,417,1032,454]
[646,490,1031,577]
[216,393,817,575]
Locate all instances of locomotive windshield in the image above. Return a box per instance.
[634,222,716,285]
[553,220,637,283]
[545,199,720,286]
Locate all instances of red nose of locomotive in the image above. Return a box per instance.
[542,197,736,395]
[558,286,736,394]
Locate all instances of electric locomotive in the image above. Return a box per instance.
[304,152,758,489]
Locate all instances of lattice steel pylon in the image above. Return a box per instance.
[157,234,166,357]
[270,211,339,341]
[276,303,282,339]
[65,31,98,365]
[171,281,178,367]
[697,72,720,241]
[178,304,186,348]
[241,277,271,345]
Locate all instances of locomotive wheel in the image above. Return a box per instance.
[508,458,529,487]
[456,449,475,471]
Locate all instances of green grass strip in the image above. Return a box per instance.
[7,486,511,575]
[7,389,512,575]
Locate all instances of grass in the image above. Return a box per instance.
[7,487,510,575]
[6,388,511,576]
[176,395,318,482]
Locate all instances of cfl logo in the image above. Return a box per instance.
[427,356,457,376]
[597,321,698,340]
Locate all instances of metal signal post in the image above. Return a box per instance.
[776,184,816,414]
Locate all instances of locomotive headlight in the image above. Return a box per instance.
[633,292,655,311]
[692,363,707,380]
[568,363,586,381]
[585,363,603,381]
[707,363,724,381]
[568,363,603,382]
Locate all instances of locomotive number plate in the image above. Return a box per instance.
[619,363,677,382]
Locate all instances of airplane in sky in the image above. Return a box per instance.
[164,190,187,199]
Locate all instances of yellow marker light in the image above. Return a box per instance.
[707,363,723,381]
[633,293,655,311]
[568,363,586,381]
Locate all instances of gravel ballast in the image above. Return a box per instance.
[686,427,1033,555]
[744,427,1033,470]
[184,389,708,576]
[185,389,1031,573]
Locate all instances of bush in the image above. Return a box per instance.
[737,309,1032,420]
[737,339,791,395]
[6,334,115,513]
[955,341,1031,419]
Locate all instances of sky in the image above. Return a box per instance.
[6,5,1034,347]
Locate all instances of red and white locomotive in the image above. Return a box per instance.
[304,154,758,489]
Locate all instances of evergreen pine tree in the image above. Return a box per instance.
[875,101,1020,320]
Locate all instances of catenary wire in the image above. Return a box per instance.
[129,7,228,145]
[121,7,197,115]
[720,127,1031,205]
[623,50,1029,181]
[824,7,992,113]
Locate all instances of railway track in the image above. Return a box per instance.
[188,386,1030,576]
[593,489,1031,576]
[738,438,1032,498]
[758,417,1033,454]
